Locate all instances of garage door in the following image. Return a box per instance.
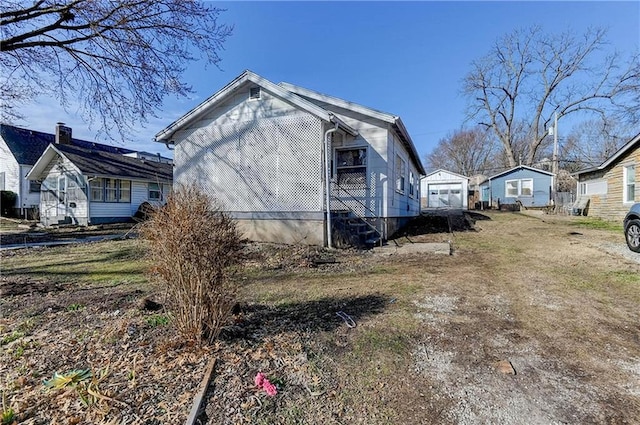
[428,183,463,208]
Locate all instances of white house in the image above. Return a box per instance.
[420,169,469,210]
[154,70,425,247]
[26,142,172,226]
[0,123,137,219]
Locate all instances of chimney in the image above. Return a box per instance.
[55,122,72,145]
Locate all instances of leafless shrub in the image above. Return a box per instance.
[141,184,243,344]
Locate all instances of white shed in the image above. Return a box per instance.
[420,169,469,210]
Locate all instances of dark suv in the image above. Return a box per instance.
[624,203,640,252]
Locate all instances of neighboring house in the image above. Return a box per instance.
[573,132,639,222]
[123,151,173,164]
[420,169,469,210]
[481,165,554,208]
[154,70,425,246]
[26,142,172,226]
[0,123,135,218]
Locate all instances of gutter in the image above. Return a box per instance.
[324,122,339,249]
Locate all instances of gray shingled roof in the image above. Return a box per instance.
[1,124,135,166]
[55,144,173,182]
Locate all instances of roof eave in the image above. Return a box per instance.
[26,144,73,180]
[279,81,397,123]
[156,70,349,143]
[392,118,426,175]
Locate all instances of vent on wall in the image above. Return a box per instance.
[249,87,261,100]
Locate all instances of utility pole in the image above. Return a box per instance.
[552,112,559,205]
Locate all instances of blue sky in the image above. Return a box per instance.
[16,1,640,160]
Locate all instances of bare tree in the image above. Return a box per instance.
[424,127,497,176]
[1,0,232,139]
[561,118,634,172]
[464,26,640,168]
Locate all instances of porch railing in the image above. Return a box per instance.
[330,181,383,246]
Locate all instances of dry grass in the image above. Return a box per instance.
[1,211,639,424]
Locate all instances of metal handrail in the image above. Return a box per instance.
[330,181,383,246]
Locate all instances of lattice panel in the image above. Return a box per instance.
[176,115,323,212]
[330,170,379,218]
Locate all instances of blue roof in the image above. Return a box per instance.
[1,124,135,166]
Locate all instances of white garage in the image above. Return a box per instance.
[420,169,469,210]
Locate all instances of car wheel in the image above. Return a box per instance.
[625,219,640,253]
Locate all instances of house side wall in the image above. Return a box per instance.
[0,136,21,208]
[385,131,422,236]
[172,85,325,244]
[293,97,422,224]
[329,120,389,220]
[20,164,40,213]
[89,181,171,224]
[579,146,639,222]
[490,169,552,207]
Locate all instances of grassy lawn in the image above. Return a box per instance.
[1,211,639,424]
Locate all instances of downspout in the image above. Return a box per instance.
[324,122,339,248]
[86,176,96,225]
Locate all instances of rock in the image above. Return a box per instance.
[494,360,516,375]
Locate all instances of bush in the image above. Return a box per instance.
[0,191,17,217]
[141,185,243,344]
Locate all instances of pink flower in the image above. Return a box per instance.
[262,379,278,397]
[254,372,278,396]
[254,372,265,388]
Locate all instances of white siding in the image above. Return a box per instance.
[20,165,40,210]
[297,98,422,221]
[330,124,389,219]
[131,181,150,215]
[39,156,89,226]
[386,132,421,218]
[174,87,324,214]
[0,136,20,207]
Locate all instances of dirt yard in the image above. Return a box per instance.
[1,211,639,424]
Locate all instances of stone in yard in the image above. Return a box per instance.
[494,360,516,375]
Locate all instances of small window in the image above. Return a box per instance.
[149,183,163,201]
[119,180,131,203]
[579,182,587,195]
[505,180,518,197]
[409,171,415,197]
[335,148,367,186]
[249,87,261,100]
[624,165,636,203]
[90,178,104,201]
[395,155,406,193]
[521,179,533,196]
[505,178,533,197]
[29,180,41,193]
[105,178,117,202]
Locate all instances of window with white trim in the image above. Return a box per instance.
[624,165,636,203]
[29,180,41,193]
[579,182,587,195]
[505,178,533,197]
[409,171,415,197]
[395,155,406,193]
[335,148,367,185]
[149,182,164,201]
[521,179,533,196]
[90,177,131,203]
